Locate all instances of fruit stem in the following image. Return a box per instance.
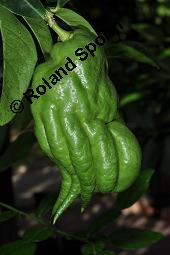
[45,10,72,42]
[50,6,59,14]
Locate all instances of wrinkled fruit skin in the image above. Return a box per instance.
[31,29,141,222]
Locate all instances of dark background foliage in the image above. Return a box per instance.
[0,0,170,254]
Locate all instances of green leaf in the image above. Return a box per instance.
[36,193,57,218]
[120,92,144,107]
[0,211,17,223]
[157,5,170,17]
[87,210,120,236]
[132,23,163,44]
[88,170,154,236]
[24,16,53,55]
[0,132,36,172]
[106,41,159,68]
[55,8,96,35]
[81,241,105,255]
[81,244,94,255]
[23,226,53,242]
[0,202,28,216]
[94,241,105,252]
[115,169,154,211]
[0,0,46,18]
[110,228,163,249]
[57,0,70,7]
[0,6,37,126]
[0,240,36,255]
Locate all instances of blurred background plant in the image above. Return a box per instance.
[0,0,170,254]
